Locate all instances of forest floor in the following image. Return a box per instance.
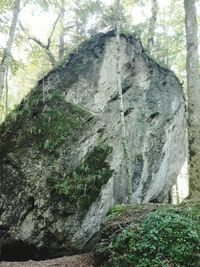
[0,253,94,267]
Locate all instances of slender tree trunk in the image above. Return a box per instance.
[184,0,200,196]
[59,0,65,60]
[115,0,132,203]
[147,0,158,53]
[5,69,8,116]
[75,15,79,41]
[0,0,20,98]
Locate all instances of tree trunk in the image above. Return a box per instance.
[5,69,8,116]
[115,0,132,203]
[59,0,65,60]
[0,0,20,99]
[184,0,200,196]
[147,0,158,53]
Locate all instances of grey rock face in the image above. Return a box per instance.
[0,31,186,258]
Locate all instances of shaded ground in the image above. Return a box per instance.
[0,253,94,267]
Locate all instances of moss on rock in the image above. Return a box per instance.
[24,90,89,153]
[0,89,89,155]
[48,143,113,213]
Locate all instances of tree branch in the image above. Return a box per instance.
[47,12,62,49]
[19,20,56,66]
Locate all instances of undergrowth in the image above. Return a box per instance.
[96,206,200,267]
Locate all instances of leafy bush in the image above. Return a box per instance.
[100,207,200,267]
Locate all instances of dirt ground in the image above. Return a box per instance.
[0,253,94,267]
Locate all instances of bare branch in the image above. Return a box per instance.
[47,12,62,49]
[19,20,56,66]
[28,36,47,50]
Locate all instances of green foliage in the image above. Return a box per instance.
[106,204,132,220]
[99,207,200,267]
[50,143,113,212]
[27,0,60,10]
[0,89,89,155]
[8,54,24,75]
[22,89,88,153]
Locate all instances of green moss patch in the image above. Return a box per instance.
[24,90,89,152]
[0,89,89,154]
[49,144,113,212]
[95,203,200,267]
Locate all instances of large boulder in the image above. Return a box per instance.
[0,31,186,259]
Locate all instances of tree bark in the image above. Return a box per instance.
[184,0,200,195]
[0,0,20,99]
[147,0,158,53]
[5,69,8,116]
[115,0,132,203]
[59,0,65,60]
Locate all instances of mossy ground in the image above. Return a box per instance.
[95,200,200,267]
